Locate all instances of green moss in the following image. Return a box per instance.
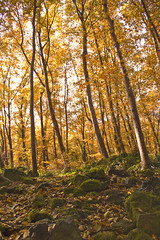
[127,229,152,240]
[80,179,102,192]
[94,231,117,240]
[63,186,75,195]
[125,191,160,221]
[32,194,45,208]
[0,222,8,234]
[50,197,65,210]
[22,177,35,184]
[73,187,85,197]
[87,167,107,180]
[28,209,51,222]
[72,174,89,186]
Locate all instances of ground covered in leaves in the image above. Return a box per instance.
[0,155,160,240]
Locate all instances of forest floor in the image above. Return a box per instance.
[0,155,160,240]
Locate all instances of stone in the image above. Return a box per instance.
[139,177,160,195]
[127,228,152,240]
[93,231,117,240]
[29,222,49,240]
[87,167,108,180]
[137,212,160,236]
[80,179,102,192]
[124,190,160,221]
[50,197,65,210]
[48,217,83,240]
[104,189,125,205]
[28,209,52,222]
[72,174,89,186]
[0,174,11,186]
[32,194,45,208]
[4,168,26,181]
[111,219,135,234]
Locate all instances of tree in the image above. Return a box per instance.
[30,0,38,176]
[72,0,109,159]
[102,0,151,169]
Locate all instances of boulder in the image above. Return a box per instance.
[4,168,26,181]
[140,177,160,195]
[27,221,50,240]
[72,174,89,186]
[86,167,108,180]
[124,190,160,221]
[0,174,11,186]
[48,217,83,240]
[127,228,152,240]
[111,219,135,234]
[50,197,65,210]
[28,209,52,223]
[137,212,160,236]
[93,231,117,240]
[80,179,102,192]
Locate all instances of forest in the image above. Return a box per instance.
[0,0,160,239]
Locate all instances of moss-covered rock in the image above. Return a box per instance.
[94,231,117,240]
[72,174,89,186]
[127,229,152,240]
[137,212,160,236]
[80,179,102,192]
[73,188,85,197]
[32,194,45,208]
[124,191,160,221]
[86,167,108,180]
[63,186,75,195]
[28,209,52,222]
[22,177,35,184]
[50,197,65,210]
[4,168,26,181]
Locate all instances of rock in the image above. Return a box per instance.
[37,182,51,190]
[140,177,160,195]
[50,197,65,210]
[29,221,49,240]
[0,186,24,194]
[4,168,26,181]
[73,188,85,197]
[0,174,11,186]
[108,168,129,177]
[80,179,103,192]
[28,209,52,222]
[32,194,45,208]
[124,190,160,221]
[72,174,89,186]
[48,217,83,240]
[63,186,75,195]
[86,167,108,180]
[104,189,125,205]
[93,231,117,240]
[111,219,135,234]
[127,228,152,240]
[137,212,160,236]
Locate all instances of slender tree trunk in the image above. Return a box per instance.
[40,92,47,169]
[30,0,38,176]
[140,0,160,63]
[103,0,150,169]
[64,69,69,154]
[91,21,125,154]
[7,78,14,167]
[20,100,28,167]
[82,23,109,158]
[38,31,68,168]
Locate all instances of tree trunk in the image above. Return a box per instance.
[38,31,69,168]
[40,92,47,169]
[30,0,38,176]
[103,0,150,169]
